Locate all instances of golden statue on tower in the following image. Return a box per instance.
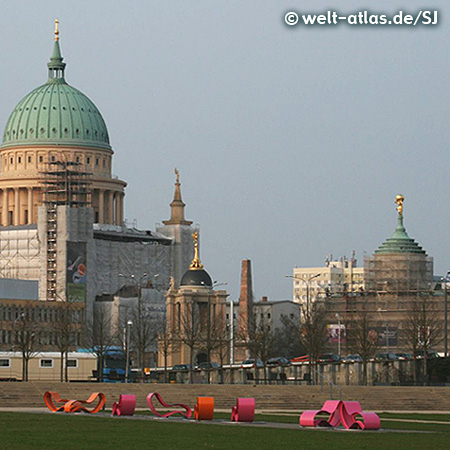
[395,194,404,216]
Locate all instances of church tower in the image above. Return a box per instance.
[157,169,196,286]
[160,231,229,367]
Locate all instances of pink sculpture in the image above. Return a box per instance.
[300,400,380,430]
[112,394,136,416]
[231,398,255,422]
[339,401,380,430]
[300,400,342,427]
[147,392,192,418]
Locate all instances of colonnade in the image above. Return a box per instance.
[93,189,124,225]
[0,187,125,226]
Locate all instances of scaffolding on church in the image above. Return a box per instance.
[364,253,433,294]
[41,161,92,300]
[0,228,40,280]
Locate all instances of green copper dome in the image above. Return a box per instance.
[375,215,426,255]
[1,40,110,150]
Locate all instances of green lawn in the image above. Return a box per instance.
[1,412,450,450]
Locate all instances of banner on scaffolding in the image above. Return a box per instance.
[66,241,87,302]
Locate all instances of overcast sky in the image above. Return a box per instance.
[1,1,449,301]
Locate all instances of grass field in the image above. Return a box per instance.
[1,411,449,450]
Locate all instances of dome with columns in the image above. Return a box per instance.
[0,21,126,227]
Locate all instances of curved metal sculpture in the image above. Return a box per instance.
[194,397,214,421]
[43,391,106,414]
[300,400,380,430]
[339,401,380,430]
[43,391,69,412]
[112,394,136,416]
[231,398,255,422]
[147,392,192,418]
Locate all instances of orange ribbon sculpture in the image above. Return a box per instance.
[44,391,106,414]
[194,397,214,420]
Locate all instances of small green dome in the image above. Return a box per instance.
[375,216,426,255]
[1,40,110,150]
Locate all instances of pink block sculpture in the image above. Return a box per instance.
[147,392,192,419]
[112,394,136,416]
[300,400,380,430]
[231,398,255,422]
[339,401,381,430]
[300,400,342,427]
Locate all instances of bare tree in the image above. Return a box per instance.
[12,309,41,381]
[51,302,81,382]
[246,310,275,383]
[158,320,180,383]
[299,302,328,384]
[84,303,118,382]
[345,308,379,385]
[180,301,202,383]
[131,305,159,380]
[278,314,306,358]
[197,300,229,384]
[403,297,442,384]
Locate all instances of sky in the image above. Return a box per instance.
[1,1,449,302]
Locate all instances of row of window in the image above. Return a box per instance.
[0,307,83,323]
[2,153,110,170]
[0,358,78,369]
[0,330,81,346]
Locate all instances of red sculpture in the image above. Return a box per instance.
[300,400,380,430]
[43,391,106,414]
[147,392,192,418]
[231,398,255,422]
[194,397,214,420]
[112,394,136,416]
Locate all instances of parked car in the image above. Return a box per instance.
[395,353,411,360]
[241,359,264,368]
[171,364,192,371]
[413,350,440,359]
[317,354,341,363]
[342,354,363,363]
[197,362,221,370]
[376,352,398,361]
[266,357,291,367]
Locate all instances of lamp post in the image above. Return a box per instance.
[119,272,148,377]
[442,272,450,358]
[286,273,321,317]
[125,320,133,383]
[385,322,389,352]
[335,313,341,357]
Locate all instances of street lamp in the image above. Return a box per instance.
[385,322,389,352]
[335,313,341,357]
[442,272,450,357]
[286,273,321,316]
[125,320,133,383]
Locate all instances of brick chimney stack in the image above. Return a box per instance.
[238,259,253,339]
